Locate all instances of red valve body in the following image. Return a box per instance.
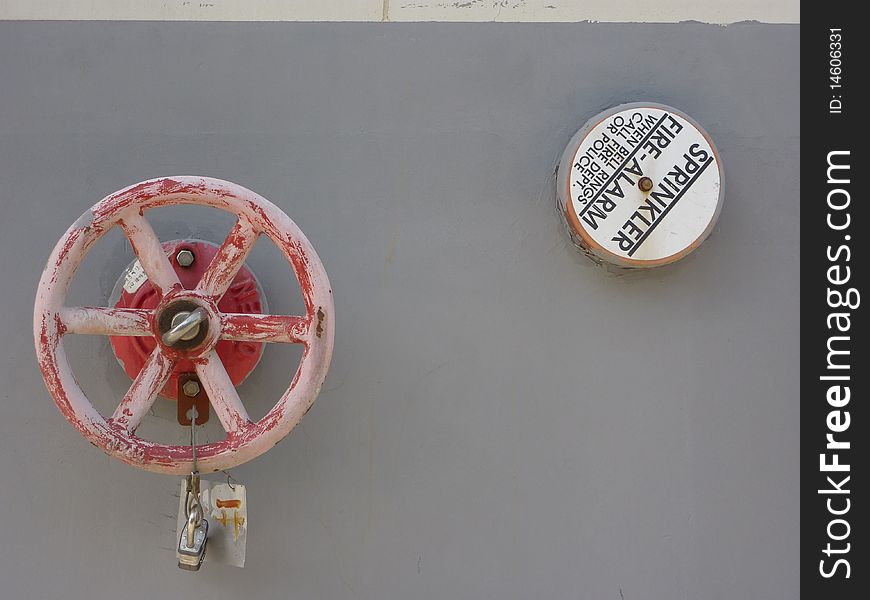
[109,240,265,401]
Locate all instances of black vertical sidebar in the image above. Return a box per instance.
[802,4,866,596]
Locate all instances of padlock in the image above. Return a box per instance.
[178,514,209,571]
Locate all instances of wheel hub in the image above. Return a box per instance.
[155,299,212,352]
[109,239,267,401]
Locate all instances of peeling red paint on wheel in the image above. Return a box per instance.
[34,176,335,475]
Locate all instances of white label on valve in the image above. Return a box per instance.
[123,259,148,293]
[559,104,723,267]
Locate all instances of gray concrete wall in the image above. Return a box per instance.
[0,22,799,600]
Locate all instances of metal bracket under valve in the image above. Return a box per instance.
[177,373,210,426]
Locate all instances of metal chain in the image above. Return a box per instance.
[190,405,198,474]
[185,406,204,543]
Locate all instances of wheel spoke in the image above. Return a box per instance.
[195,217,259,301]
[195,350,252,433]
[220,313,309,344]
[60,307,152,337]
[111,347,175,433]
[118,211,181,297]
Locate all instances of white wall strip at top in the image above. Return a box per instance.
[1,0,799,24]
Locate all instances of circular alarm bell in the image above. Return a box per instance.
[557,103,724,268]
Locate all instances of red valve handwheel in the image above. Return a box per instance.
[34,177,335,474]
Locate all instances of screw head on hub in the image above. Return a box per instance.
[182,380,201,398]
[176,249,195,267]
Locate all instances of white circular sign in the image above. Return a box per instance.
[557,103,723,268]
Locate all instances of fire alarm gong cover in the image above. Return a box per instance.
[556,103,724,268]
